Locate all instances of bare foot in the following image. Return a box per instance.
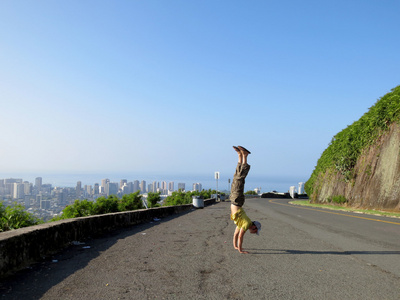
[239,250,249,254]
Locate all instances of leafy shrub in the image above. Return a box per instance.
[0,202,42,232]
[54,193,145,221]
[60,199,95,219]
[93,195,120,215]
[119,191,143,211]
[332,195,347,204]
[53,188,221,221]
[162,189,219,206]
[147,192,161,208]
[163,190,192,206]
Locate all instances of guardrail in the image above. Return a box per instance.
[0,199,216,277]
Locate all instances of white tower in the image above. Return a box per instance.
[298,182,305,195]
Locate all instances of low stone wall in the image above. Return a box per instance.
[261,192,290,198]
[0,199,216,277]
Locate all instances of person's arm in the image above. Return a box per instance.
[233,226,240,249]
[237,228,249,254]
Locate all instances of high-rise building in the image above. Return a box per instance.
[168,181,174,192]
[125,182,133,194]
[41,184,52,195]
[121,183,129,195]
[36,193,42,205]
[23,181,32,195]
[85,185,92,196]
[13,182,25,199]
[120,179,127,189]
[140,180,146,193]
[161,181,167,191]
[94,183,99,195]
[0,180,4,197]
[192,183,202,192]
[5,178,22,197]
[160,181,167,194]
[178,183,185,191]
[101,179,110,191]
[24,195,30,208]
[152,181,157,193]
[55,188,68,206]
[133,180,140,193]
[35,177,42,190]
[105,182,118,196]
[76,181,82,198]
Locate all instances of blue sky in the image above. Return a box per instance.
[1,1,399,190]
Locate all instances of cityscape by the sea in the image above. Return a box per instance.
[1,172,306,194]
[0,172,306,221]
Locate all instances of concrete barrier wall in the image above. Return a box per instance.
[0,199,216,277]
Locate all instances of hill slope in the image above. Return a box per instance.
[305,86,400,211]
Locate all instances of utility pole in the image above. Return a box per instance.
[215,171,220,199]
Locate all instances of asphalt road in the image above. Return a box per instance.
[1,199,400,299]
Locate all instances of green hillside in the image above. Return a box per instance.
[305,85,400,197]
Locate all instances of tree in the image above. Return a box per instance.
[93,195,120,214]
[60,199,95,219]
[147,192,161,208]
[119,191,144,211]
[163,190,191,206]
[0,202,41,231]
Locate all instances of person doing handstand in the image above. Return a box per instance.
[230,146,261,254]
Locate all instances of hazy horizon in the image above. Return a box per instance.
[0,171,306,194]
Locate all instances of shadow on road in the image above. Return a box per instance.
[247,249,400,255]
[0,210,194,299]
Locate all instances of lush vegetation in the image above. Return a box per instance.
[53,189,223,220]
[52,191,144,220]
[162,189,222,206]
[147,192,161,208]
[305,86,400,196]
[330,195,347,204]
[245,190,258,195]
[0,202,42,232]
[1,189,225,231]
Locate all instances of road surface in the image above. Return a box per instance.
[1,198,400,299]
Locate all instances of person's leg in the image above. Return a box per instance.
[238,145,250,167]
[234,146,243,164]
[234,146,251,182]
[230,146,251,207]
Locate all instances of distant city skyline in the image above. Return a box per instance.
[0,175,202,221]
[0,171,304,222]
[0,171,304,195]
[0,176,192,198]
